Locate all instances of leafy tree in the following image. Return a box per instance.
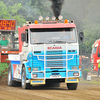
[0,1,26,26]
[83,0,100,53]
[31,0,52,20]
[0,0,100,54]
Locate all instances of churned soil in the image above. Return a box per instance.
[0,73,8,85]
[0,83,100,100]
[0,68,100,100]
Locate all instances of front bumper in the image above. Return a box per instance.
[26,77,79,85]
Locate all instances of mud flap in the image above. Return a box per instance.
[65,78,79,83]
[30,79,45,85]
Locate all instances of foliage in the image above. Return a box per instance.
[82,0,100,53]
[80,80,100,85]
[82,69,90,74]
[0,63,9,76]
[0,1,26,26]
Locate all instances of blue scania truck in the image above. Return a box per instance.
[8,16,84,90]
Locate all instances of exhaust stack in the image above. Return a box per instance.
[50,0,64,20]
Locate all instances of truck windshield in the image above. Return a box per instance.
[92,47,97,54]
[30,28,77,44]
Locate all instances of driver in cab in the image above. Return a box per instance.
[0,36,9,46]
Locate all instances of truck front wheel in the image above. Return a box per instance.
[21,67,31,89]
[67,83,78,90]
[8,64,13,86]
[8,63,21,87]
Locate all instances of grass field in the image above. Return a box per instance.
[80,79,100,85]
[0,63,9,76]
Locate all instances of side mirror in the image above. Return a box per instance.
[21,33,26,42]
[98,53,100,57]
[98,47,100,57]
[79,32,84,43]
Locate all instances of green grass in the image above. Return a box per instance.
[0,63,9,76]
[80,80,100,85]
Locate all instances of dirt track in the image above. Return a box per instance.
[0,83,100,100]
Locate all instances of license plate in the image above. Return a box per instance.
[31,79,45,85]
[50,75,61,78]
[65,78,79,83]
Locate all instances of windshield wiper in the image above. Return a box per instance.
[54,41,66,43]
[33,43,44,44]
[32,41,66,44]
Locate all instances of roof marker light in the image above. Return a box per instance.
[46,17,50,21]
[64,19,69,24]
[52,16,56,21]
[58,15,63,20]
[43,19,45,21]
[56,19,58,21]
[39,16,43,21]
[34,20,38,24]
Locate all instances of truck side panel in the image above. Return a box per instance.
[18,28,23,52]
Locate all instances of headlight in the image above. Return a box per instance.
[32,74,37,78]
[33,68,38,71]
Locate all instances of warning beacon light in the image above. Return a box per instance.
[58,15,63,20]
[39,16,43,21]
[64,19,69,24]
[34,20,38,24]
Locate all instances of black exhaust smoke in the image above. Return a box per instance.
[50,0,64,19]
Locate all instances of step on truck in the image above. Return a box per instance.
[8,16,84,90]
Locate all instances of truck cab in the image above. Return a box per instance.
[8,17,82,90]
[91,39,100,71]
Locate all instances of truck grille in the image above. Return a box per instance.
[46,51,66,67]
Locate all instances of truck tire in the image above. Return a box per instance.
[46,82,60,87]
[8,63,13,86]
[67,83,78,90]
[21,67,31,89]
[8,63,21,87]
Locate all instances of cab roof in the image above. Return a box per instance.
[28,23,76,29]
[93,39,100,47]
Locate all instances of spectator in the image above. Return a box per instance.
[0,36,9,46]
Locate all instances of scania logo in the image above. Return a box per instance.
[47,46,62,50]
